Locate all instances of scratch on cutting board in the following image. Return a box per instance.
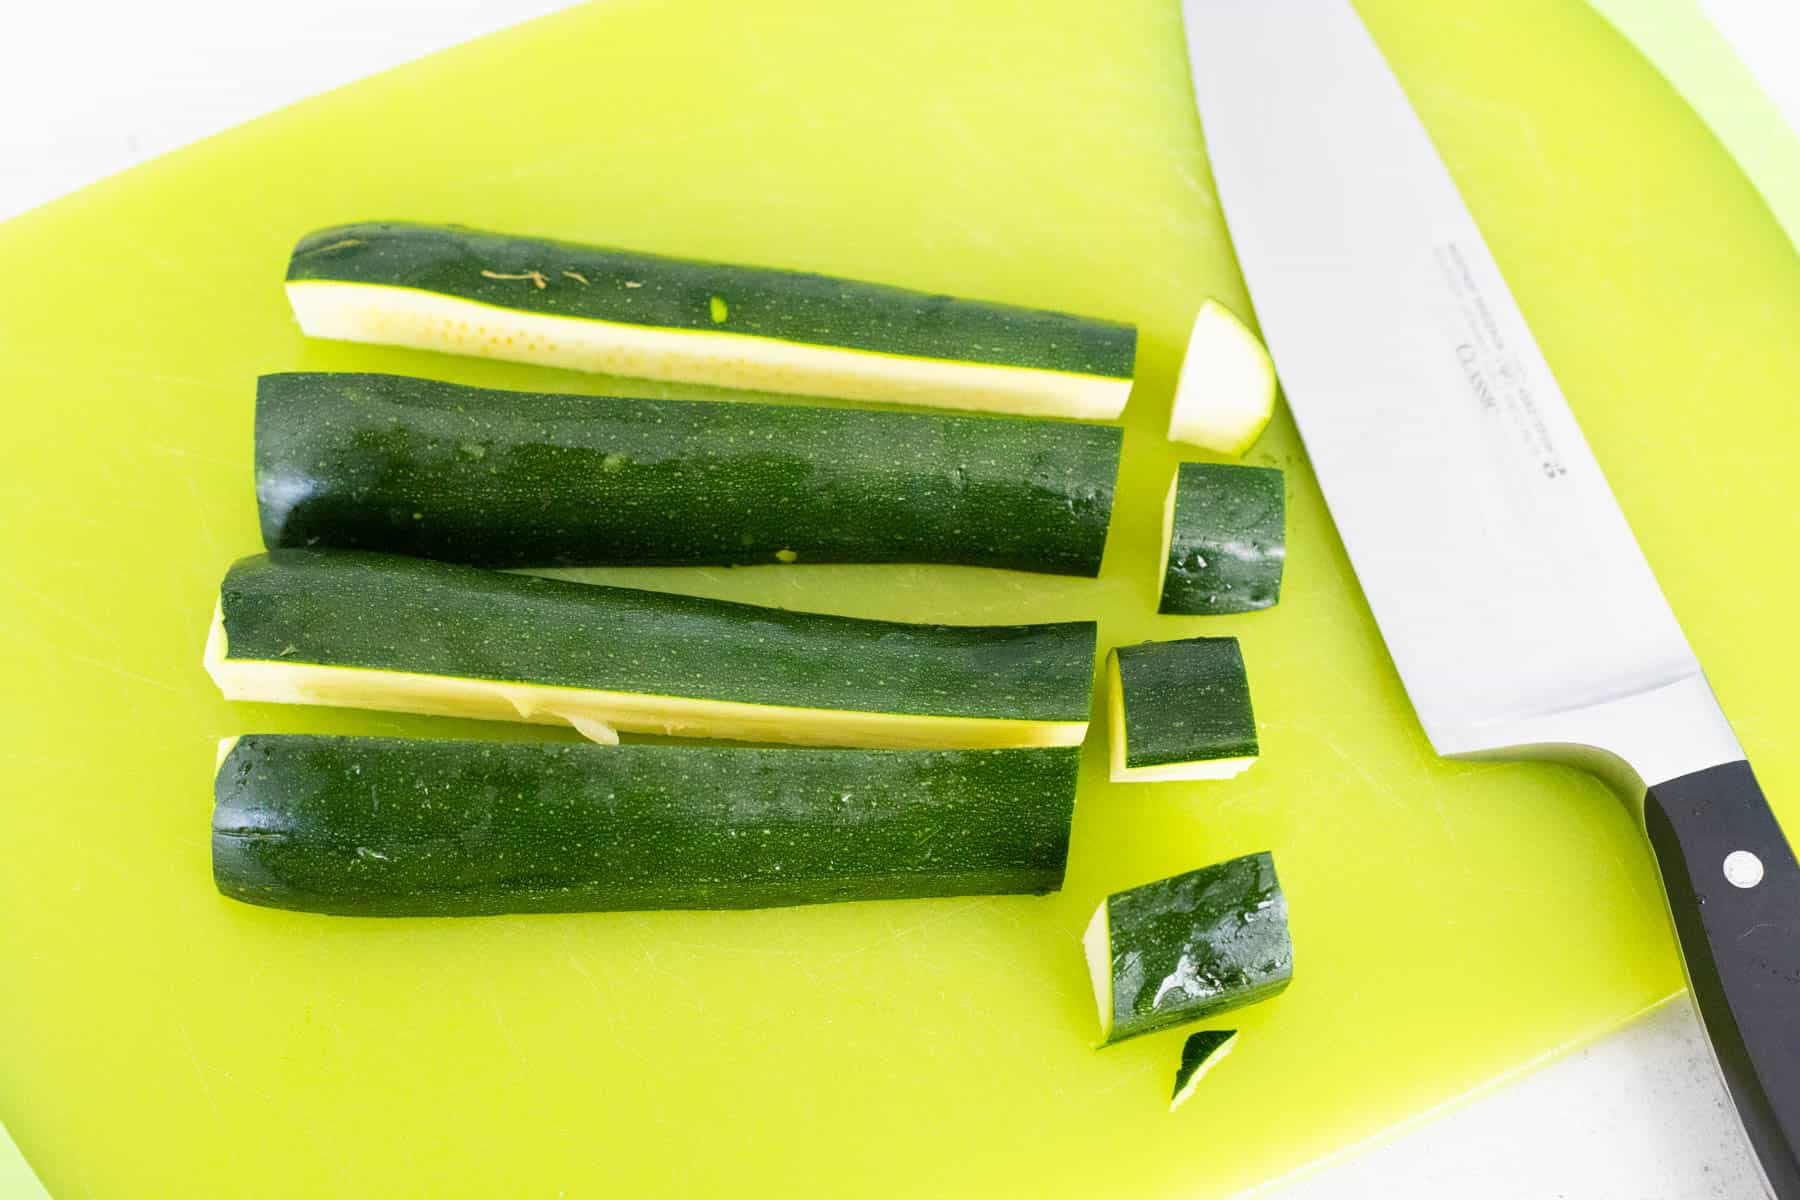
[1,578,114,642]
[1091,1058,1158,1099]
[149,443,249,471]
[1430,791,1475,878]
[183,473,221,558]
[1311,728,1405,809]
[122,369,239,395]
[0,748,80,778]
[485,989,526,1064]
[63,650,185,695]
[212,1068,274,1104]
[564,954,666,1069]
[881,898,983,943]
[14,492,114,535]
[1608,841,1653,911]
[1417,83,1554,185]
[177,1021,221,1120]
[1170,160,1217,208]
[5,359,236,396]
[565,953,600,992]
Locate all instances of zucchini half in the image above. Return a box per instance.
[204,550,1096,749]
[1084,852,1292,1045]
[256,371,1122,575]
[285,223,1137,420]
[1157,462,1285,615]
[213,735,1082,916]
[1107,637,1258,782]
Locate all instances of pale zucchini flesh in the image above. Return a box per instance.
[1084,900,1114,1040]
[205,606,1082,749]
[288,282,1128,420]
[1167,300,1277,456]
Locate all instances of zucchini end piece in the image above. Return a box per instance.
[1167,301,1276,456]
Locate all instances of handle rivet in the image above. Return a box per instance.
[1723,850,1764,889]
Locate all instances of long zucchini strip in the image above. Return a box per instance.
[205,550,1096,749]
[213,735,1082,916]
[286,222,1136,420]
[256,371,1121,574]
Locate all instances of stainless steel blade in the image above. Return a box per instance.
[1182,0,1740,791]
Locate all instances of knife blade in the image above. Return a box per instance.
[1181,1,1800,1193]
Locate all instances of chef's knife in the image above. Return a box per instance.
[1181,1,1800,1193]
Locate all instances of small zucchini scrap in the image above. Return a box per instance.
[1167,299,1276,456]
[1107,636,1258,783]
[1157,462,1285,615]
[1170,1030,1239,1112]
[284,222,1137,420]
[1084,851,1292,1045]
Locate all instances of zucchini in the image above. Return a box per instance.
[1170,1030,1239,1111]
[285,222,1137,420]
[1083,852,1291,1045]
[1157,462,1285,615]
[204,550,1095,749]
[1107,637,1258,782]
[256,371,1121,575]
[1167,300,1277,456]
[212,735,1081,916]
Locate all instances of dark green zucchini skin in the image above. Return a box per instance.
[255,372,1121,574]
[220,550,1097,723]
[1159,463,1285,615]
[287,223,1136,380]
[1116,637,1258,769]
[213,736,1081,916]
[1104,852,1291,1043]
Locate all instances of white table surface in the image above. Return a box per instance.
[0,2,1775,1197]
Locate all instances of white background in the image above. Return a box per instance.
[0,2,1785,1197]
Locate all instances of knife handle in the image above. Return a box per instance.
[1645,761,1800,1197]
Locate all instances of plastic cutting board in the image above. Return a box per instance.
[1,0,1796,1195]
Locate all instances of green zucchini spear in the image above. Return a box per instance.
[285,222,1136,420]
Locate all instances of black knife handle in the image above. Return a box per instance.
[1645,761,1800,1197]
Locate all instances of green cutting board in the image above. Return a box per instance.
[1,1,1795,1196]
